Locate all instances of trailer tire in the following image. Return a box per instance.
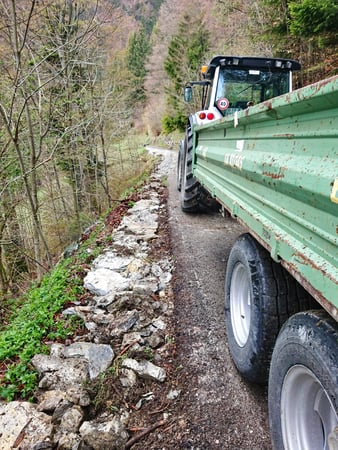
[225,233,314,384]
[268,310,338,450]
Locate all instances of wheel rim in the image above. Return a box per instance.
[230,262,251,347]
[281,364,338,450]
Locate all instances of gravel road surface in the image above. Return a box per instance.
[150,146,272,450]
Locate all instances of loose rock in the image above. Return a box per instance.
[79,415,129,450]
[1,156,175,448]
[122,358,167,382]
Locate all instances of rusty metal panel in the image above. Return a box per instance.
[193,76,338,319]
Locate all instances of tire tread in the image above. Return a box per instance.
[225,233,317,384]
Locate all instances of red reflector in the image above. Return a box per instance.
[199,112,206,120]
[207,112,215,120]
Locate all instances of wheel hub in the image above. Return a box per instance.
[230,262,251,347]
[281,365,338,450]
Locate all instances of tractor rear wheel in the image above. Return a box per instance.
[179,125,203,212]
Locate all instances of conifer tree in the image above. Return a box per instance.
[288,0,338,38]
[163,14,210,132]
[127,26,151,103]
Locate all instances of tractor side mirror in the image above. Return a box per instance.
[184,85,193,103]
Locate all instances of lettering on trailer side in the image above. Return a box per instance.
[224,153,244,170]
[201,145,208,160]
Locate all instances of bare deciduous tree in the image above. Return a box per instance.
[0,0,137,293]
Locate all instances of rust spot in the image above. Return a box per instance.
[294,251,336,283]
[316,76,337,90]
[262,171,285,179]
[283,259,338,321]
[273,133,295,138]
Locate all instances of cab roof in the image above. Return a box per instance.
[205,56,301,79]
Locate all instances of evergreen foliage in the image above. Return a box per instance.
[260,0,338,81]
[163,14,210,131]
[288,0,338,38]
[110,0,164,34]
[127,26,151,102]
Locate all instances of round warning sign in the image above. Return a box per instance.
[217,97,229,110]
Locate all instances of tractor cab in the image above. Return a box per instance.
[185,55,301,126]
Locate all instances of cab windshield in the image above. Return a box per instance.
[215,68,290,115]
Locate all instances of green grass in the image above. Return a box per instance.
[0,260,85,401]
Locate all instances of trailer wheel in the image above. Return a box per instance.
[179,124,203,212]
[225,233,314,384]
[268,310,338,450]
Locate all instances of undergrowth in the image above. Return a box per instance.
[0,150,158,402]
[0,250,91,401]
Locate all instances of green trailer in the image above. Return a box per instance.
[177,56,338,450]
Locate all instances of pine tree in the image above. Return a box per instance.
[163,14,210,132]
[127,26,151,103]
[289,0,338,38]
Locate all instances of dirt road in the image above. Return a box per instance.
[152,147,272,449]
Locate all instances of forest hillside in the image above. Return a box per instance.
[0,0,337,295]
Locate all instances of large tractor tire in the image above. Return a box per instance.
[225,233,316,384]
[177,140,184,192]
[268,310,338,450]
[177,124,218,212]
[178,124,203,212]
